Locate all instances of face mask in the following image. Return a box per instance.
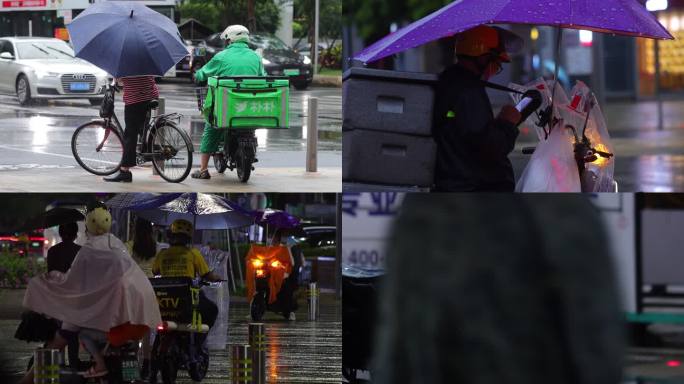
[482,60,502,80]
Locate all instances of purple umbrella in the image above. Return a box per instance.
[354,0,673,64]
[252,209,301,229]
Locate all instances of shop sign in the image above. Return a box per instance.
[2,0,46,7]
[342,192,404,270]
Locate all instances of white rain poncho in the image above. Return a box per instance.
[200,245,230,350]
[23,233,162,333]
[510,79,616,193]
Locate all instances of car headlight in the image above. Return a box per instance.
[262,58,272,65]
[35,70,59,78]
[302,56,311,65]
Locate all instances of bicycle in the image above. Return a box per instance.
[71,81,194,183]
[195,76,290,183]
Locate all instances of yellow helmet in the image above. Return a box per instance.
[455,25,520,62]
[170,219,193,238]
[85,207,111,235]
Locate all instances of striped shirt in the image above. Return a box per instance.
[121,76,159,106]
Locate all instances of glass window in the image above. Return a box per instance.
[15,40,74,60]
[250,35,291,51]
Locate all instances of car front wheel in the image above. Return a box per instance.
[16,75,32,106]
[293,81,309,90]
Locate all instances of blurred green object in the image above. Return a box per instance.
[206,77,290,129]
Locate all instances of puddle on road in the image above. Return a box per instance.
[0,164,75,171]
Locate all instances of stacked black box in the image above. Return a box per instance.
[342,67,438,188]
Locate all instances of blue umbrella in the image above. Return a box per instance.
[67,1,188,77]
[105,193,254,230]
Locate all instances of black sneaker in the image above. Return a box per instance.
[103,170,132,182]
[191,169,211,179]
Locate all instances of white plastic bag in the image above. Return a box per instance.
[565,82,616,192]
[515,121,581,192]
[509,78,569,140]
[510,79,617,192]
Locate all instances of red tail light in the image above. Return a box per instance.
[157,322,166,331]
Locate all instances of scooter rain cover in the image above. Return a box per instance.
[510,79,616,192]
[23,233,162,332]
[245,244,292,305]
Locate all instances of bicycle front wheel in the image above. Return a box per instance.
[150,123,193,183]
[71,120,123,176]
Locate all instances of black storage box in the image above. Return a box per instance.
[150,277,194,324]
[343,67,438,136]
[343,128,436,187]
[342,273,383,372]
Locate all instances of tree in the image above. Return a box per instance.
[345,0,451,43]
[293,0,342,49]
[179,0,281,35]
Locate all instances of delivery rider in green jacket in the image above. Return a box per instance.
[191,25,266,180]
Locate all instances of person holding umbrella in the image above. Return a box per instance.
[353,0,672,192]
[66,1,188,183]
[104,76,160,183]
[433,26,524,192]
[191,25,266,180]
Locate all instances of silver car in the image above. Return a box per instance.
[0,37,110,106]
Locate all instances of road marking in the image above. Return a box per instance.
[0,144,118,165]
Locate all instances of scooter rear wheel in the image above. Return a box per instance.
[160,357,178,384]
[236,147,252,183]
[250,293,266,321]
[188,350,209,382]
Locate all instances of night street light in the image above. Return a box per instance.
[646,0,668,12]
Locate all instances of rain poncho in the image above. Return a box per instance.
[23,233,162,333]
[245,244,292,305]
[200,246,230,350]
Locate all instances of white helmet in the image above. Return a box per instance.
[220,25,250,44]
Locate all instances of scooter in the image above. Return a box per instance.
[245,244,295,321]
[58,324,148,384]
[148,277,211,384]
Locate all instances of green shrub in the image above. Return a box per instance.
[0,253,46,289]
[320,45,342,69]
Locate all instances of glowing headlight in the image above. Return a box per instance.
[302,56,311,65]
[262,58,272,65]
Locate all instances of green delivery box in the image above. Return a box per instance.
[205,77,290,129]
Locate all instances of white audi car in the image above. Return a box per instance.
[0,37,110,106]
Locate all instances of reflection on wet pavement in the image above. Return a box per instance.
[0,293,341,383]
[0,83,342,170]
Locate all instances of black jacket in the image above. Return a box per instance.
[433,64,519,191]
[46,241,80,273]
[373,194,624,384]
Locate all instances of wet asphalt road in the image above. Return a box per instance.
[0,290,341,383]
[0,79,341,171]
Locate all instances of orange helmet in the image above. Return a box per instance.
[455,25,521,62]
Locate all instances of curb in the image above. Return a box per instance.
[312,75,342,88]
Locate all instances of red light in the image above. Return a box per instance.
[157,322,166,331]
[667,360,681,367]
